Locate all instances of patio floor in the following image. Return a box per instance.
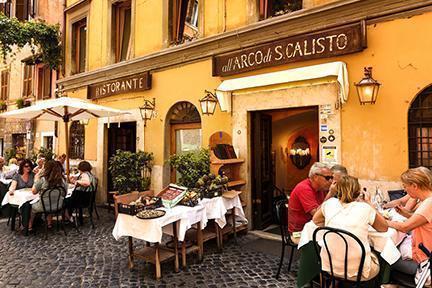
[0,210,298,288]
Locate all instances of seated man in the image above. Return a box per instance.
[288,162,333,243]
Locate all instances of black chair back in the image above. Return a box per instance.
[312,226,367,287]
[275,198,289,243]
[71,174,97,209]
[40,186,66,214]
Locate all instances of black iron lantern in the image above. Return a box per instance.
[139,98,156,126]
[355,67,381,105]
[289,136,311,169]
[199,90,218,115]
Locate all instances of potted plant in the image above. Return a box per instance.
[168,148,210,188]
[16,98,25,109]
[0,100,7,111]
[109,150,154,217]
[38,147,56,160]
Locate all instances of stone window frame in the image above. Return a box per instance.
[167,0,203,46]
[258,0,303,20]
[66,5,90,76]
[107,0,135,65]
[41,131,55,153]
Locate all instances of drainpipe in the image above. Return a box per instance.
[61,0,66,77]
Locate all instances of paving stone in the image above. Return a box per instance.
[0,210,297,288]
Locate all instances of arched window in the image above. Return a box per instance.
[408,85,432,169]
[69,121,85,159]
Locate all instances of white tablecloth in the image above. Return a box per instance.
[112,204,208,243]
[201,195,247,228]
[1,188,38,208]
[298,220,403,265]
[2,187,75,208]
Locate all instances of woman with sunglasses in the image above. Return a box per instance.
[8,159,35,196]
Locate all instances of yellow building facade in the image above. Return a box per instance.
[59,0,432,228]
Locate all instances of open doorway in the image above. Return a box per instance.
[107,121,137,196]
[251,106,319,232]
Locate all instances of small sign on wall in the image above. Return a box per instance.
[322,146,337,164]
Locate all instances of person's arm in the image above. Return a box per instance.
[383,194,410,209]
[8,180,17,195]
[312,206,325,226]
[76,173,91,187]
[395,204,414,218]
[371,210,388,232]
[387,214,428,233]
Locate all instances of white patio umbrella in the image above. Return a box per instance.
[0,97,130,176]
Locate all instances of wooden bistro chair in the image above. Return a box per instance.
[312,226,379,288]
[39,186,67,239]
[275,197,297,279]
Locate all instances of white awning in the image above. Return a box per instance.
[215,61,349,112]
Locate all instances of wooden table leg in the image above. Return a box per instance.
[155,243,161,280]
[181,241,187,269]
[128,236,134,269]
[232,207,238,244]
[215,222,222,251]
[173,222,179,273]
[197,222,203,262]
[10,207,17,231]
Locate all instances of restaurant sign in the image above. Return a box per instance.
[88,72,152,99]
[212,22,366,77]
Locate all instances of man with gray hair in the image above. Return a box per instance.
[331,164,348,182]
[288,162,333,242]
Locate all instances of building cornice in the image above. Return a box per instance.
[58,0,432,91]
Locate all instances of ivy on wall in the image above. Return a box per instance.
[0,13,61,69]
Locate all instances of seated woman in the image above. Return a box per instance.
[313,175,388,281]
[387,167,432,277]
[28,160,67,231]
[64,161,95,222]
[8,159,35,195]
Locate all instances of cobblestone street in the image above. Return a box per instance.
[0,211,297,288]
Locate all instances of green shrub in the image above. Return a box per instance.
[109,150,154,194]
[168,148,210,188]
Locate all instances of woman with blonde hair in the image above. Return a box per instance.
[313,175,388,281]
[388,167,432,277]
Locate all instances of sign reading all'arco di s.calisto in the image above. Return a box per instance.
[212,22,366,76]
[88,72,151,99]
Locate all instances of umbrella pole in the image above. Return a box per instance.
[64,120,70,178]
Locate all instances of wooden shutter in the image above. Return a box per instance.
[172,0,190,44]
[37,65,52,99]
[1,71,9,100]
[15,0,29,20]
[22,64,33,97]
[259,0,272,20]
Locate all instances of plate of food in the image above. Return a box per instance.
[135,209,166,220]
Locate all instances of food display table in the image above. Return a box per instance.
[200,193,248,249]
[112,203,208,279]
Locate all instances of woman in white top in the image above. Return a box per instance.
[313,175,388,281]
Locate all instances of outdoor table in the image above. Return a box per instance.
[112,204,208,279]
[1,188,38,232]
[1,187,74,233]
[296,214,406,287]
[201,194,248,249]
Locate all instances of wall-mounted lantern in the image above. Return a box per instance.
[199,90,218,115]
[355,67,381,105]
[79,119,89,125]
[289,136,311,169]
[139,98,156,126]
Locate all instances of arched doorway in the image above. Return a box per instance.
[408,85,432,169]
[167,101,202,182]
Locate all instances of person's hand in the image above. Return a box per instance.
[395,204,412,218]
[382,202,392,209]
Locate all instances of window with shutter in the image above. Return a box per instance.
[22,64,33,98]
[113,0,132,63]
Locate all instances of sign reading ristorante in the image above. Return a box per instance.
[212,22,366,76]
[88,72,151,99]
